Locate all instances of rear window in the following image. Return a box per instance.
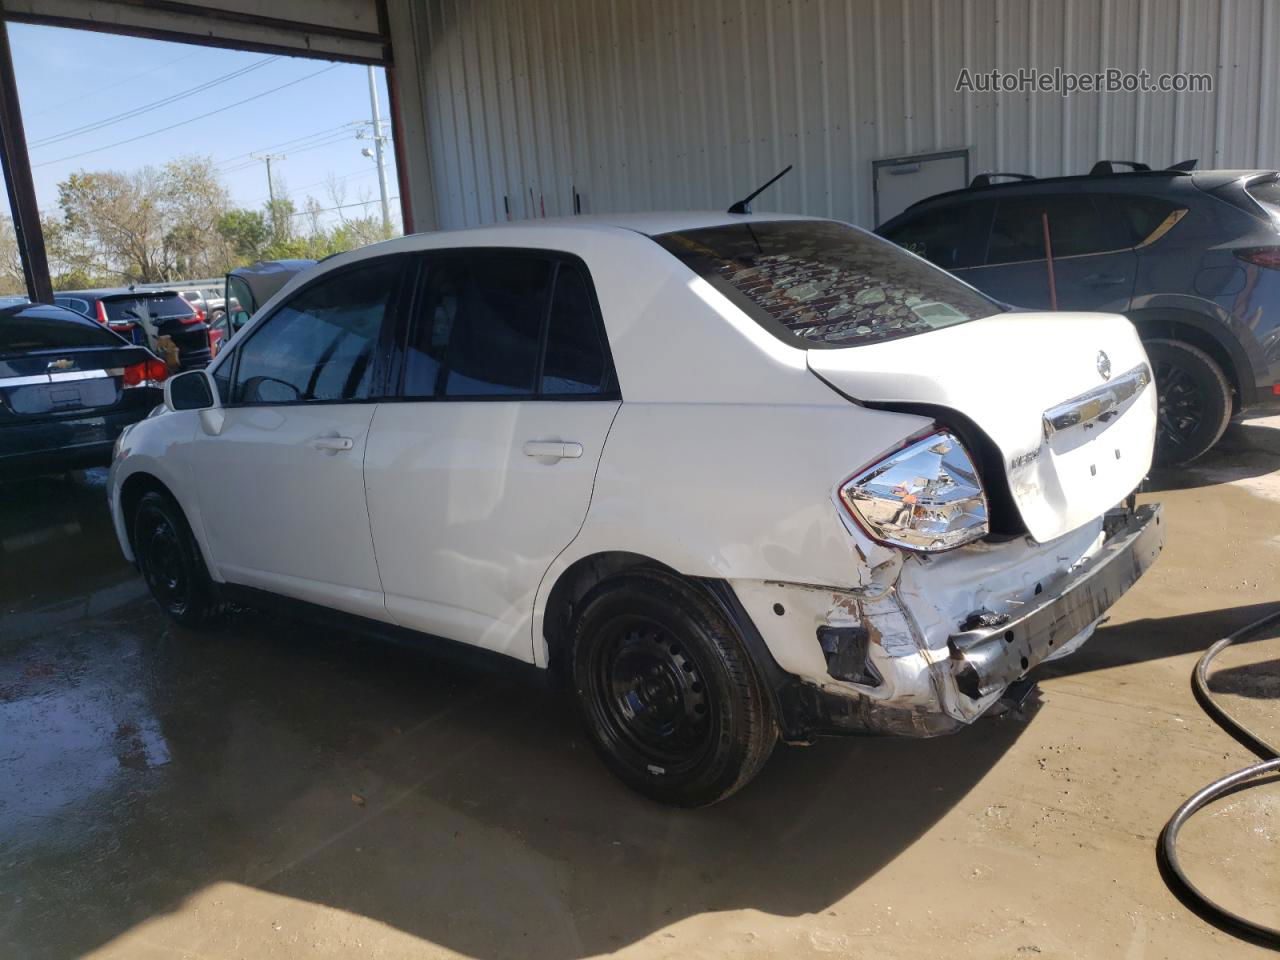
[655,220,1003,348]
[1246,178,1280,215]
[0,305,123,353]
[103,293,194,325]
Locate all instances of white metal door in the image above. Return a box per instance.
[190,404,387,619]
[364,400,618,660]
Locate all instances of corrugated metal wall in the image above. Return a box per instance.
[391,0,1280,230]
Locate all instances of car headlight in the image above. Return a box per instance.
[839,430,989,552]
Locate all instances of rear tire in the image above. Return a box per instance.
[132,491,220,627]
[1145,338,1232,467]
[570,568,777,807]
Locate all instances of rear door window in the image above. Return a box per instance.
[230,256,403,405]
[986,195,1118,264]
[1114,196,1184,246]
[656,220,1002,348]
[541,264,610,394]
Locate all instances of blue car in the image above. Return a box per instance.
[878,161,1280,465]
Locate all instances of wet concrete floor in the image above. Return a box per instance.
[2,425,1279,959]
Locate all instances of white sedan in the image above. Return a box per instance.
[108,212,1164,806]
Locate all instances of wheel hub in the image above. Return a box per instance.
[598,623,712,767]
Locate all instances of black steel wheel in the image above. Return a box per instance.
[132,491,219,627]
[1146,338,1232,467]
[571,568,776,806]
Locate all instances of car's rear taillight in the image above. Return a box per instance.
[95,300,109,325]
[208,327,223,356]
[1234,246,1280,269]
[188,304,206,324]
[121,357,169,388]
[839,430,989,552]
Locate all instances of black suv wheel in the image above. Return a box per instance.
[570,569,776,806]
[1146,338,1233,467]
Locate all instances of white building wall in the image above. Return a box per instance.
[388,0,1280,231]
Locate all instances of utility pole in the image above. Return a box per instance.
[252,153,286,238]
[365,65,391,236]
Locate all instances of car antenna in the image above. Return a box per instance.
[728,164,793,215]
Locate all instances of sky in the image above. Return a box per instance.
[7,22,401,234]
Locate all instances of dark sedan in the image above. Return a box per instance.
[0,302,167,480]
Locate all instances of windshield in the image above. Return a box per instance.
[655,219,1004,348]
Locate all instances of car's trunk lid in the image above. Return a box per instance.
[0,344,153,422]
[807,311,1156,543]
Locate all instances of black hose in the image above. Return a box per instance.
[1157,608,1280,948]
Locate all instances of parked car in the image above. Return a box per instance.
[54,287,213,371]
[108,214,1163,806]
[1,301,167,479]
[0,294,30,308]
[877,161,1280,465]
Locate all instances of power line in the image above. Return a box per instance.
[33,63,341,168]
[248,164,382,207]
[30,57,280,148]
[215,123,359,168]
[221,130,368,174]
[290,196,399,219]
[36,51,192,113]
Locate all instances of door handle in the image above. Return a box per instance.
[312,436,354,452]
[523,440,583,460]
[1083,273,1126,286]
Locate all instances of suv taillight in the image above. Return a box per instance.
[95,300,109,325]
[187,304,206,324]
[839,430,989,552]
[122,357,169,388]
[1234,246,1280,269]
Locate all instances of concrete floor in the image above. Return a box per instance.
[2,424,1279,960]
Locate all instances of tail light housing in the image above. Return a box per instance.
[1234,246,1280,270]
[121,357,169,388]
[187,304,206,324]
[208,327,224,357]
[839,430,989,552]
[95,300,109,325]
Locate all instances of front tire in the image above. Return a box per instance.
[132,491,220,627]
[1146,338,1232,467]
[570,569,777,807]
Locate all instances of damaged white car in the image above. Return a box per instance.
[107,213,1164,806]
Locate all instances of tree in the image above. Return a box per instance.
[55,155,235,284]
[216,208,269,261]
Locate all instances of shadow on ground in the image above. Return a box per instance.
[1147,418,1280,492]
[0,470,1031,960]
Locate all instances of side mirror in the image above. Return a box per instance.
[165,369,218,412]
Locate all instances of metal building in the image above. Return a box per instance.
[394,0,1280,229]
[1,0,1277,296]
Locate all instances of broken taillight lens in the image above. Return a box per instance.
[839,430,989,552]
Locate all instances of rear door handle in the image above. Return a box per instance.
[1083,273,1127,286]
[312,436,354,452]
[523,440,583,460]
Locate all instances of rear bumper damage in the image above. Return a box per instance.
[729,502,1164,741]
[949,503,1164,699]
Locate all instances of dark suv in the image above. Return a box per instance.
[54,287,212,371]
[877,161,1280,465]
